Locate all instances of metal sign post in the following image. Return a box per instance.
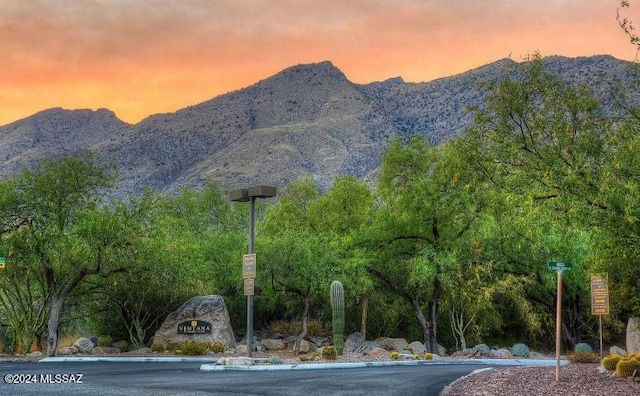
[549,262,571,382]
[591,274,609,359]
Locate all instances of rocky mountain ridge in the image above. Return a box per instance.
[0,55,634,198]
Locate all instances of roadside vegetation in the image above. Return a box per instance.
[0,53,639,357]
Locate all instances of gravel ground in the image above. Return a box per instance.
[440,363,640,396]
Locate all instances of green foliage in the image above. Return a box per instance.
[150,343,165,353]
[511,343,530,358]
[209,342,225,353]
[97,335,113,348]
[330,280,345,355]
[180,341,208,356]
[114,340,128,353]
[166,342,183,352]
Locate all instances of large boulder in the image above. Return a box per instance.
[627,317,640,353]
[152,295,236,348]
[344,332,365,353]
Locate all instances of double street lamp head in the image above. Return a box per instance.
[229,185,277,202]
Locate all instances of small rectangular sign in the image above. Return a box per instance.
[244,278,255,296]
[591,294,610,315]
[242,254,256,279]
[591,274,608,294]
[549,261,572,272]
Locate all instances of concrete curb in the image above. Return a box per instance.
[199,358,569,371]
[38,356,570,372]
[40,356,220,363]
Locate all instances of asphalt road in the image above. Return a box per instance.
[0,361,490,396]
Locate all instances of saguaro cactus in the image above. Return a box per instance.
[330,280,345,355]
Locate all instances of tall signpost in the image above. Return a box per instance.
[590,274,609,359]
[549,261,571,382]
[230,185,276,358]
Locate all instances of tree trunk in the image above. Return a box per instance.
[46,294,63,356]
[427,277,442,353]
[410,298,432,352]
[294,296,310,356]
[360,293,368,338]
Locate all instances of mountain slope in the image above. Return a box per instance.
[0,55,635,198]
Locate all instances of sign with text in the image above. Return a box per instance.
[177,320,212,335]
[244,278,255,296]
[549,261,572,273]
[242,254,256,279]
[591,274,610,315]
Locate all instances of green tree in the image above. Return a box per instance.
[0,155,132,356]
[366,137,483,352]
[260,178,340,354]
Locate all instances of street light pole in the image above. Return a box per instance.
[230,185,276,358]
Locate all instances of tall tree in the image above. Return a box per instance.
[0,155,132,356]
[366,137,483,352]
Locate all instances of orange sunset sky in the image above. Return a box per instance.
[1,0,638,126]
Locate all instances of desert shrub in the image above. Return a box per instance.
[180,341,207,356]
[601,354,622,371]
[58,333,82,348]
[114,340,128,353]
[97,335,113,348]
[299,352,318,362]
[567,351,599,363]
[615,356,640,378]
[150,343,165,353]
[268,355,283,365]
[574,343,592,354]
[322,346,338,360]
[511,343,530,358]
[475,344,490,354]
[166,342,183,353]
[209,342,225,353]
[390,351,399,360]
[424,352,434,360]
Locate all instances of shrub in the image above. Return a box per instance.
[601,354,622,371]
[322,346,338,360]
[511,343,530,358]
[180,341,207,356]
[615,356,640,378]
[390,351,399,360]
[567,351,599,364]
[268,355,283,365]
[114,340,129,353]
[97,335,113,348]
[424,352,434,360]
[150,343,165,353]
[209,342,225,353]
[166,342,183,353]
[475,344,490,354]
[574,343,592,354]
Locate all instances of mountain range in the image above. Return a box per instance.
[0,55,635,199]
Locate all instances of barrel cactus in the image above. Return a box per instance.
[615,356,640,378]
[601,354,622,371]
[330,280,345,355]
